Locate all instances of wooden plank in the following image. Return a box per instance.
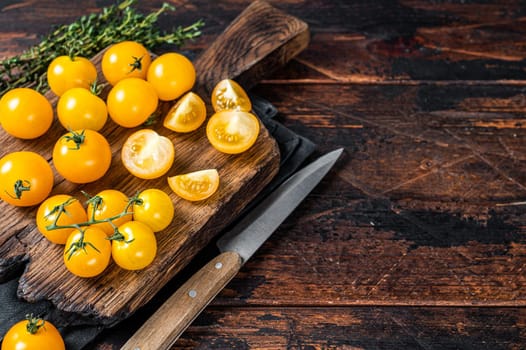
[255,83,526,202]
[183,82,526,306]
[173,0,526,83]
[2,1,526,83]
[205,190,526,307]
[0,1,310,325]
[2,1,525,348]
[89,306,526,349]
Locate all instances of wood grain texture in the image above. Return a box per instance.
[1,0,526,348]
[93,306,526,349]
[121,251,242,350]
[193,0,309,96]
[0,0,313,324]
[175,307,526,349]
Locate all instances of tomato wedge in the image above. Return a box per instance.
[211,79,252,112]
[168,169,219,202]
[163,92,206,133]
[206,110,260,154]
[121,129,174,179]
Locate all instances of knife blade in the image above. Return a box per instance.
[120,148,344,350]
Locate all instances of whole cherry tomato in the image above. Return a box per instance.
[0,87,53,139]
[57,87,108,131]
[1,314,65,350]
[47,55,97,96]
[147,52,195,101]
[102,40,152,85]
[64,227,112,278]
[52,129,112,184]
[36,194,88,244]
[86,189,132,236]
[132,188,174,232]
[111,221,157,270]
[106,78,159,128]
[0,151,54,207]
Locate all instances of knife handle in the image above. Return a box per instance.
[120,251,243,350]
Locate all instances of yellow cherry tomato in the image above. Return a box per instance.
[47,55,97,96]
[36,194,88,244]
[106,77,159,128]
[132,188,174,232]
[57,87,108,131]
[86,189,132,236]
[101,40,152,85]
[163,91,206,133]
[52,129,112,184]
[121,129,174,179]
[147,52,195,101]
[0,151,53,207]
[64,227,112,278]
[112,221,157,270]
[168,169,219,202]
[1,315,65,350]
[0,88,53,139]
[211,79,252,112]
[206,110,260,154]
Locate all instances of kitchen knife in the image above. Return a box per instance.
[120,148,344,350]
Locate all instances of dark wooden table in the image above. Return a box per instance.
[2,1,525,349]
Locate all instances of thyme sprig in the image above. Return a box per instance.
[0,0,204,95]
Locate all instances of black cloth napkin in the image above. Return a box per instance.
[0,97,316,349]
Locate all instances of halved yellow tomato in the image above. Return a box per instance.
[206,110,260,154]
[163,92,206,133]
[168,169,219,202]
[121,129,174,179]
[211,79,252,112]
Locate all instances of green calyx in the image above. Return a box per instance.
[25,314,45,334]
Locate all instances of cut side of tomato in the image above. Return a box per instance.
[168,169,219,202]
[211,79,252,112]
[163,92,206,133]
[206,110,260,154]
[121,129,175,179]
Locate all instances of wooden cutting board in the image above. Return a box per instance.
[0,1,309,325]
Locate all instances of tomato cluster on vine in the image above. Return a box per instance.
[37,189,173,277]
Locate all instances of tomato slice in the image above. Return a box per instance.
[206,110,260,154]
[168,169,219,202]
[121,129,175,179]
[211,79,252,112]
[163,92,206,133]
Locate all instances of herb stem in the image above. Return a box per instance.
[0,0,204,96]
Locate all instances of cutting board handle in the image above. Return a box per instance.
[193,0,309,96]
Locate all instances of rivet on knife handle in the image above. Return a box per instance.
[120,251,243,350]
